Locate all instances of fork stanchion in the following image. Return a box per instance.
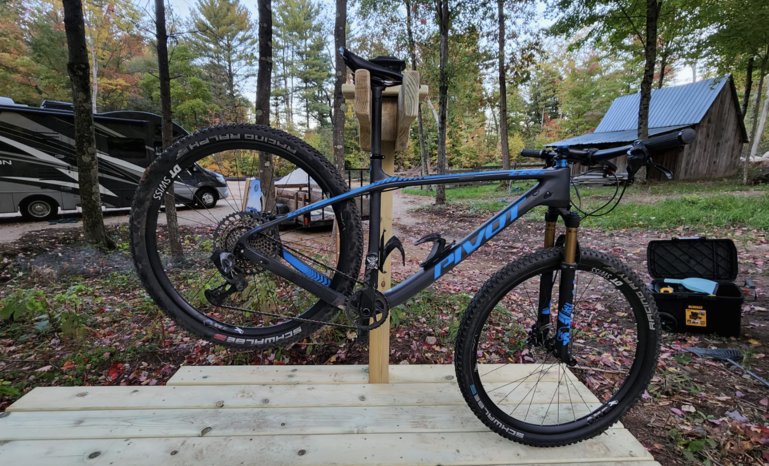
[343,69,426,384]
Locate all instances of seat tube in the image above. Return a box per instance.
[556,211,580,365]
[364,84,385,288]
[536,208,559,332]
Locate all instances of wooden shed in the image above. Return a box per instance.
[551,76,748,180]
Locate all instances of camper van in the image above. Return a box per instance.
[0,98,229,220]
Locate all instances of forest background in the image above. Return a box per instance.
[1,0,768,174]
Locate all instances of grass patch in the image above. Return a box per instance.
[403,181,533,200]
[582,193,769,229]
[406,178,769,230]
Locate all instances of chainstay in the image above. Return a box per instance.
[216,302,360,330]
[253,228,365,287]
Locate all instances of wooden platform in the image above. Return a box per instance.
[0,365,659,465]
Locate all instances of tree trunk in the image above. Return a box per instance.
[657,43,668,89]
[742,55,754,119]
[90,46,98,114]
[332,0,346,172]
[156,0,182,259]
[435,0,449,205]
[745,50,769,184]
[405,0,430,181]
[747,76,769,185]
[497,0,510,170]
[62,0,113,250]
[257,0,275,211]
[635,0,660,183]
[638,0,659,141]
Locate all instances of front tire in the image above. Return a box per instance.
[455,248,659,447]
[130,124,363,348]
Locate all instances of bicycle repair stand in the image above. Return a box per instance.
[342,68,426,383]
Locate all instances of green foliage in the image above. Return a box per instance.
[0,379,21,397]
[273,0,333,133]
[1,284,95,342]
[557,52,636,136]
[190,0,257,123]
[582,193,769,230]
[0,289,48,322]
[138,42,219,130]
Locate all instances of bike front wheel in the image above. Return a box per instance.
[130,124,363,349]
[454,247,659,447]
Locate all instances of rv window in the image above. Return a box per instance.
[107,137,148,164]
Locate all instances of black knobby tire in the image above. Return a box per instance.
[454,248,659,447]
[130,124,363,348]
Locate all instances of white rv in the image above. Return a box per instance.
[0,98,229,220]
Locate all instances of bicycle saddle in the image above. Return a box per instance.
[339,47,404,86]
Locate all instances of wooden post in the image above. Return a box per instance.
[343,70,425,384]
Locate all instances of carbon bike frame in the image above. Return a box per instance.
[238,83,574,312]
[239,165,573,309]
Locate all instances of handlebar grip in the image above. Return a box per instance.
[520,149,546,158]
[644,128,696,152]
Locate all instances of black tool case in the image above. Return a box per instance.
[647,238,743,337]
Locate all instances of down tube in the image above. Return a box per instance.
[384,183,547,308]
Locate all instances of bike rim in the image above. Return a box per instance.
[468,257,650,434]
[142,141,351,337]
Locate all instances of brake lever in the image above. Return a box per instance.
[601,160,617,177]
[651,162,673,180]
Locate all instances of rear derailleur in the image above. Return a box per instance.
[205,251,247,305]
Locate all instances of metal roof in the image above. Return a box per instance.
[596,77,727,132]
[551,125,688,147]
[550,76,748,147]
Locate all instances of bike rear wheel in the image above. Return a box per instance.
[130,124,363,348]
[455,247,659,446]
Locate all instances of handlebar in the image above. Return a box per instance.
[520,149,546,159]
[520,128,696,164]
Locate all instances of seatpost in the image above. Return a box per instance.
[364,84,386,288]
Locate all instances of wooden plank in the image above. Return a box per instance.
[352,69,371,150]
[0,404,613,441]
[7,383,466,412]
[0,406,486,440]
[395,70,420,152]
[8,374,600,412]
[0,430,658,466]
[166,364,568,386]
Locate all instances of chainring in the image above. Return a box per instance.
[346,288,389,331]
[212,211,280,274]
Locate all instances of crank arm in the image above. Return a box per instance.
[237,246,347,309]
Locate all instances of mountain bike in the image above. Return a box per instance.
[130,48,695,447]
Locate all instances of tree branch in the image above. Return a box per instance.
[618,3,645,44]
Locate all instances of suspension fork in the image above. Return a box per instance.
[555,211,580,365]
[534,208,559,338]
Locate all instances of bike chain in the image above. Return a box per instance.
[211,226,370,330]
[216,302,362,330]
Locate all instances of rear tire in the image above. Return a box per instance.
[20,196,59,221]
[130,124,363,348]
